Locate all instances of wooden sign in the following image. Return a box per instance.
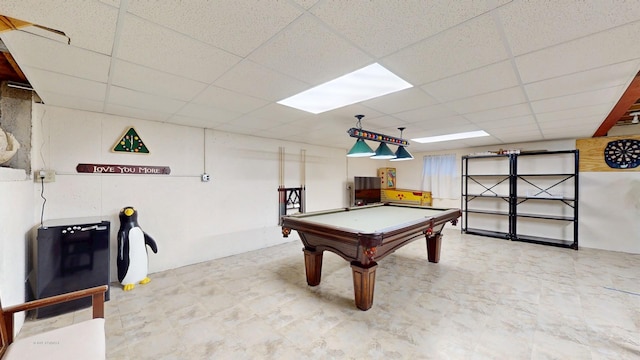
[576,135,640,172]
[76,163,171,175]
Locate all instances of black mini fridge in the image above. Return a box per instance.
[29,217,110,318]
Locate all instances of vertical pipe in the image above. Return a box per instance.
[300,149,306,188]
[278,147,285,222]
[279,146,284,187]
[203,128,207,173]
[301,149,306,213]
[573,150,579,250]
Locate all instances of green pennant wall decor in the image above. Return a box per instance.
[113,127,149,154]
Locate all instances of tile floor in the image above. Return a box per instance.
[18,229,640,359]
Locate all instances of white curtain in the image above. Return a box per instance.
[422,154,458,199]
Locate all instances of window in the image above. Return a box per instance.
[422,154,458,199]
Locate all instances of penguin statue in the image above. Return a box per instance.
[117,206,158,291]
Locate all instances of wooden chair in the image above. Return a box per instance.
[0,285,108,359]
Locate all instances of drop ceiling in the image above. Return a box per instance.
[1,1,640,153]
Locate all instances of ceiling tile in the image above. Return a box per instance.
[384,14,509,85]
[310,1,504,57]
[222,114,286,132]
[245,103,311,125]
[410,115,472,131]
[248,14,371,85]
[530,86,623,114]
[486,122,541,136]
[315,104,384,123]
[1,0,118,55]
[479,115,537,130]
[24,67,106,101]
[395,104,458,123]
[524,60,640,101]
[541,124,599,140]
[164,114,225,129]
[257,123,311,140]
[36,91,104,113]
[515,22,640,83]
[215,122,264,136]
[459,136,506,148]
[110,60,208,102]
[422,60,520,103]
[464,104,532,123]
[175,103,242,123]
[100,0,120,7]
[107,86,186,114]
[281,114,348,135]
[446,87,527,115]
[538,115,604,130]
[166,115,224,129]
[492,132,544,144]
[499,1,640,56]
[355,115,409,133]
[2,31,111,82]
[262,119,324,138]
[104,103,172,122]
[191,86,269,115]
[115,15,242,83]
[214,60,308,102]
[535,104,612,123]
[126,0,302,57]
[292,0,321,10]
[362,88,437,115]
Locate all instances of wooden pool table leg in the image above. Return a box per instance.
[350,262,378,311]
[426,233,442,263]
[303,248,323,286]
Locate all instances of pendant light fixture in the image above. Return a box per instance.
[347,139,376,157]
[390,127,414,161]
[346,115,376,157]
[370,142,397,159]
[346,115,413,160]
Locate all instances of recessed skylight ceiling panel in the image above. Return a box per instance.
[277,63,413,114]
[412,130,490,144]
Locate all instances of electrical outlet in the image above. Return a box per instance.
[201,173,211,182]
[34,169,56,183]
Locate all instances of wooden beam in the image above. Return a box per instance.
[0,15,31,32]
[593,72,640,137]
[2,52,26,82]
[0,15,70,44]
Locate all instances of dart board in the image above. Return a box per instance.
[603,139,640,169]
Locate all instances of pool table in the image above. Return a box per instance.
[281,203,461,310]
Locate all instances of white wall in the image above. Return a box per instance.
[31,105,348,281]
[579,172,640,253]
[0,168,33,335]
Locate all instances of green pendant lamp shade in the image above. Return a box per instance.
[370,142,396,159]
[347,138,376,157]
[390,146,414,161]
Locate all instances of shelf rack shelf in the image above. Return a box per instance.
[461,150,579,249]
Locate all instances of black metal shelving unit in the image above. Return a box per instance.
[461,150,579,249]
[461,154,513,240]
